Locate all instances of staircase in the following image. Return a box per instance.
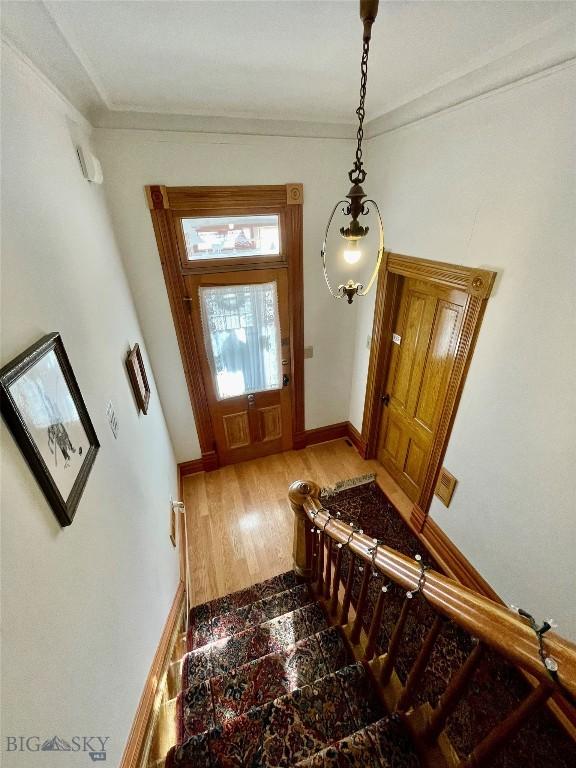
[160,572,420,767]
[147,479,576,768]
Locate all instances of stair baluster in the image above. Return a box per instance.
[424,640,485,742]
[397,614,445,712]
[350,563,372,645]
[311,525,319,582]
[457,683,552,768]
[365,584,388,661]
[316,530,325,594]
[329,544,344,617]
[340,552,356,625]
[324,537,332,599]
[380,595,412,685]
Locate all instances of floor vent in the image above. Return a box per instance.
[435,467,457,507]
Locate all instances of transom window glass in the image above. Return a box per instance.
[199,282,282,400]
[182,215,280,261]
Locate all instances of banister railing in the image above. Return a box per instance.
[289,479,576,767]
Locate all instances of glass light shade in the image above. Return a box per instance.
[321,199,384,304]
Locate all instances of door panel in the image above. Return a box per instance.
[391,292,427,410]
[414,302,460,431]
[223,411,251,449]
[377,278,467,501]
[186,268,292,464]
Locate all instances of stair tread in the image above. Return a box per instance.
[294,715,422,767]
[188,582,313,650]
[182,601,328,689]
[167,662,384,767]
[189,571,304,628]
[177,626,352,743]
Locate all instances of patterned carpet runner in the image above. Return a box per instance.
[164,479,576,767]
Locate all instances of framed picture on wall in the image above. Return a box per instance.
[126,343,151,414]
[0,333,100,527]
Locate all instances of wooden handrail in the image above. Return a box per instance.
[288,480,576,700]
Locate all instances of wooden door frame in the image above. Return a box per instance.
[361,251,496,531]
[146,183,305,470]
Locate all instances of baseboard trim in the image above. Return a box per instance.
[178,458,204,477]
[347,422,367,457]
[410,504,427,533]
[302,422,349,446]
[119,582,185,768]
[179,421,365,486]
[178,450,219,485]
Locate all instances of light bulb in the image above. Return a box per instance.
[343,247,362,264]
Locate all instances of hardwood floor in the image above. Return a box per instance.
[182,438,414,608]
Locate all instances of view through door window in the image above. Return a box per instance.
[183,215,280,261]
[199,282,282,400]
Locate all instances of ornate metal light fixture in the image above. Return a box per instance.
[322,0,383,304]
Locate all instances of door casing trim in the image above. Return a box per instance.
[146,184,305,469]
[362,252,496,530]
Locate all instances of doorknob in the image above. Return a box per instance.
[382,393,390,406]
[283,374,290,387]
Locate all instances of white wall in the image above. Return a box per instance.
[94,129,358,461]
[1,44,180,765]
[350,65,576,639]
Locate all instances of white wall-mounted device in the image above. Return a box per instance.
[76,143,103,184]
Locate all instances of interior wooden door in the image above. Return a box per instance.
[186,268,292,465]
[377,278,468,501]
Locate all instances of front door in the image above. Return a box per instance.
[186,268,292,465]
[377,278,467,501]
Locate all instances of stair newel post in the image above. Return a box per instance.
[424,640,485,742]
[396,614,445,712]
[457,683,552,768]
[289,480,320,579]
[380,595,412,685]
[350,562,372,645]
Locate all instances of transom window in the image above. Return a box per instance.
[182,215,280,262]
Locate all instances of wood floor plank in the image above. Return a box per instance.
[182,438,394,608]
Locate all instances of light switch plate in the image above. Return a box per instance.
[106,401,119,439]
[304,346,314,359]
[366,335,372,350]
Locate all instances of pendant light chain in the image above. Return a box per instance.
[350,38,371,185]
[320,0,383,305]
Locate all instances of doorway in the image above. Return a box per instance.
[362,253,496,530]
[146,184,304,469]
[186,268,292,464]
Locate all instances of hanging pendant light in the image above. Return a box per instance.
[322,0,383,305]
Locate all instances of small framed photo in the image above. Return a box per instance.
[0,333,100,527]
[126,343,150,414]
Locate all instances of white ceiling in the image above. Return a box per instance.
[2,1,574,131]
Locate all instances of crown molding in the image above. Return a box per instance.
[42,0,112,110]
[90,109,356,140]
[366,13,576,138]
[1,34,92,133]
[4,6,575,142]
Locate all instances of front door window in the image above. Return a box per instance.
[199,281,282,400]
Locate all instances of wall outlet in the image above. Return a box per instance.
[106,401,119,439]
[304,346,314,359]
